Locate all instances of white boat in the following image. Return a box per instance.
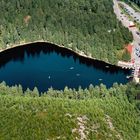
[76,74,80,76]
[105,66,109,68]
[70,67,74,70]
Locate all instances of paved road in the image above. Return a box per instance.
[119,1,140,23]
[113,0,140,67]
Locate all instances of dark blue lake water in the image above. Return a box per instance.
[0,42,131,91]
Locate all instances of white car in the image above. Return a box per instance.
[136,52,140,57]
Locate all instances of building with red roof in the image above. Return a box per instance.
[126,44,133,54]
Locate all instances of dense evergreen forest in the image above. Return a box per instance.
[0,82,140,140]
[124,0,140,6]
[0,0,139,139]
[0,0,133,64]
[0,82,139,139]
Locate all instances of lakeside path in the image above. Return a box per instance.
[0,40,119,67]
[0,40,94,59]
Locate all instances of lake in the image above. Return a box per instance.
[0,42,131,91]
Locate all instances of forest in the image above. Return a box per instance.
[0,81,140,139]
[0,0,139,139]
[124,0,140,6]
[0,0,133,64]
[122,0,140,7]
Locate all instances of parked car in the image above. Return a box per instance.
[136,52,140,57]
[135,48,140,52]
[136,31,140,35]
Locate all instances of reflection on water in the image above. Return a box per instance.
[0,42,131,91]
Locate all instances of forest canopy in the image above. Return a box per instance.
[0,82,139,140]
[0,1,139,139]
[0,0,133,64]
[123,0,140,6]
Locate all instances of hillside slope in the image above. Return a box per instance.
[0,82,140,140]
[0,0,132,64]
[0,95,139,140]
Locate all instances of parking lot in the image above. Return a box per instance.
[119,1,140,23]
[113,0,140,64]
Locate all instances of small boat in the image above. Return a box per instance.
[99,79,103,81]
[76,74,80,76]
[70,67,74,70]
[105,66,109,68]
[48,76,51,79]
[126,76,129,79]
[126,75,133,79]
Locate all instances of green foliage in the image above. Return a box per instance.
[0,0,139,138]
[0,0,133,64]
[121,49,131,61]
[126,82,140,110]
[123,0,140,7]
[0,82,139,139]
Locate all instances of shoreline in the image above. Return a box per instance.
[0,40,122,68]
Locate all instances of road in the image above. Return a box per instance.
[113,0,140,68]
[119,1,140,23]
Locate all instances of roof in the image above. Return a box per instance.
[126,44,133,54]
